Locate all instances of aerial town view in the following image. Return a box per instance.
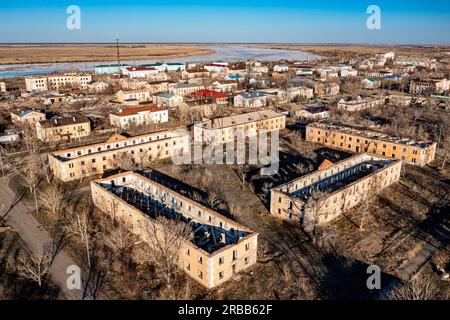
[0,0,449,313]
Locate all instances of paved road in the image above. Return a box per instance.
[0,174,83,300]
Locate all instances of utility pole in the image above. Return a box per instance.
[0,146,4,176]
[116,36,121,75]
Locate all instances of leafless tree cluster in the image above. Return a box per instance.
[388,274,441,300]
[17,247,52,287]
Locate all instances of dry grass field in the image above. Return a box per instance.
[0,44,213,65]
[249,44,450,57]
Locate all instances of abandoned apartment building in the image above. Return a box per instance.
[270,153,402,230]
[193,110,286,144]
[91,171,258,288]
[48,130,185,181]
[306,122,436,166]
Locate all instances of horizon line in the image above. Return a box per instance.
[0,42,449,46]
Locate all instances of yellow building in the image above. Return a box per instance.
[194,110,286,144]
[91,171,258,288]
[306,122,436,167]
[270,153,402,230]
[49,129,185,182]
[36,115,91,142]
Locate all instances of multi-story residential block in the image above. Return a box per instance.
[10,108,46,125]
[25,76,48,92]
[194,110,286,144]
[90,171,258,288]
[48,130,184,181]
[36,115,91,142]
[25,74,93,92]
[171,83,205,96]
[233,92,267,108]
[109,105,169,129]
[0,82,6,92]
[116,89,152,103]
[337,96,384,112]
[48,74,92,90]
[270,153,402,230]
[305,122,437,166]
[409,78,450,95]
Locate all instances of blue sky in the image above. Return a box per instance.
[0,1,449,44]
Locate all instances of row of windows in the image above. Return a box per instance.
[64,134,174,158]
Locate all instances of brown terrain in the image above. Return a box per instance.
[0,44,214,65]
[250,44,450,57]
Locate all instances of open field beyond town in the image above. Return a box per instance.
[0,44,214,65]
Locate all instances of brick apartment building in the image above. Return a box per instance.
[193,110,286,144]
[305,122,436,166]
[91,171,258,288]
[49,130,185,181]
[270,153,402,230]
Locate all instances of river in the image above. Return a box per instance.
[0,45,319,78]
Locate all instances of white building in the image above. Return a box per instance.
[211,81,238,93]
[295,106,330,120]
[273,65,289,73]
[25,74,92,92]
[140,63,186,72]
[122,66,159,79]
[234,92,268,108]
[337,96,385,112]
[116,90,152,103]
[154,92,184,109]
[10,108,46,125]
[0,82,6,93]
[110,105,169,129]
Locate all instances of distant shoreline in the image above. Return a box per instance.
[0,44,214,65]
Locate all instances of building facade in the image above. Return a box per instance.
[305,122,437,166]
[48,130,185,181]
[409,78,450,95]
[194,110,286,144]
[233,92,268,108]
[91,171,258,288]
[270,153,402,230]
[36,115,91,142]
[116,90,152,103]
[109,105,169,129]
[11,108,46,125]
[25,74,93,92]
[337,96,384,112]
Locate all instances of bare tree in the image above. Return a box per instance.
[115,152,135,171]
[105,222,134,260]
[64,206,91,267]
[137,215,193,298]
[388,275,440,300]
[22,156,41,214]
[305,188,329,237]
[39,184,69,220]
[17,247,52,287]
